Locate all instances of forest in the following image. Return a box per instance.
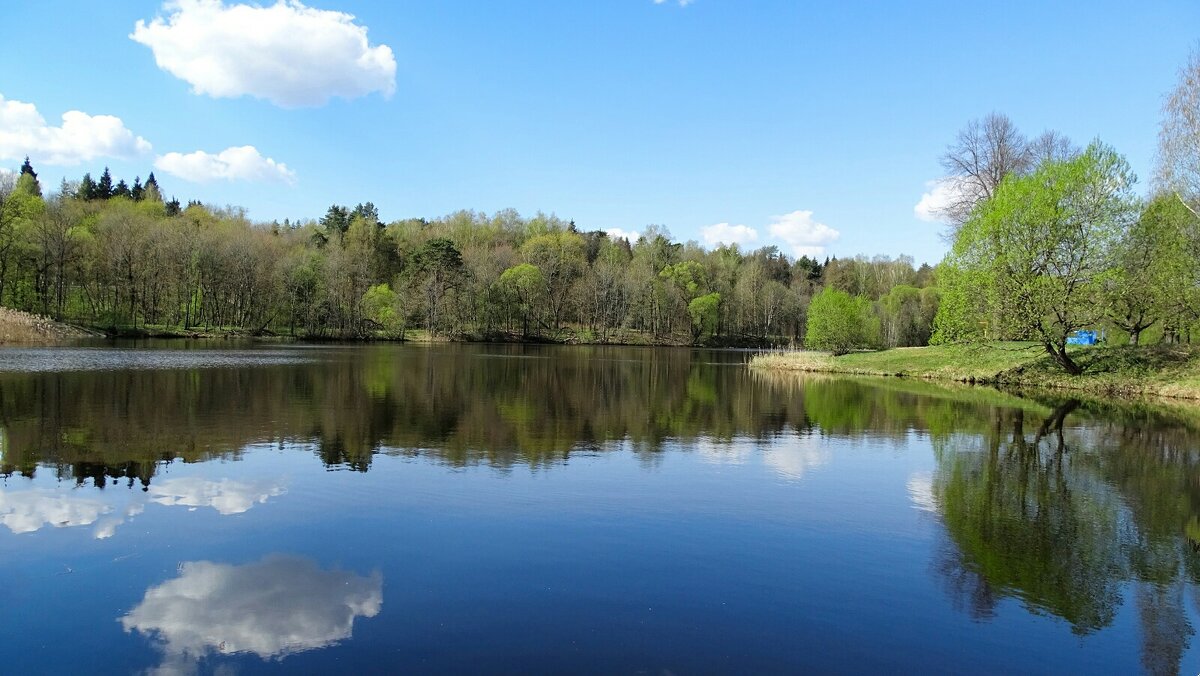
[0,159,937,347]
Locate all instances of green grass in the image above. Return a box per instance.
[751,342,1200,400]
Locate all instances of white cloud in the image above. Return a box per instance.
[155,146,296,184]
[0,94,152,166]
[0,489,111,534]
[147,477,286,515]
[605,227,640,242]
[906,472,937,513]
[701,222,758,248]
[914,176,980,223]
[654,0,695,6]
[767,210,839,257]
[131,0,397,108]
[122,556,382,670]
[762,434,829,481]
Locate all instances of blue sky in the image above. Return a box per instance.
[1,0,1196,264]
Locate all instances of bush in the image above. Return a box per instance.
[805,287,879,355]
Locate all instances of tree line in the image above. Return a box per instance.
[0,160,938,346]
[805,48,1200,369]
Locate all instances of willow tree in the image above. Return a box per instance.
[935,142,1140,374]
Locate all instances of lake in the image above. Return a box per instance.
[1,342,1198,674]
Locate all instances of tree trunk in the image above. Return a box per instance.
[1044,341,1082,375]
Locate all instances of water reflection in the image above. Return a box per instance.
[917,398,1200,674]
[0,476,285,538]
[148,478,287,515]
[0,488,114,535]
[121,555,382,673]
[4,345,1200,671]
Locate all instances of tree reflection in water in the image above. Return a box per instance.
[3,346,1200,672]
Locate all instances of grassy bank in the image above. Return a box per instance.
[750,342,1200,400]
[0,307,97,345]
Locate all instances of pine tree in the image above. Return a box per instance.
[165,197,181,216]
[113,179,131,199]
[131,176,144,201]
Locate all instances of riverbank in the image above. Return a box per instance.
[749,342,1200,400]
[0,307,98,345]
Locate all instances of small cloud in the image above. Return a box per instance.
[156,145,296,184]
[763,434,829,481]
[653,0,695,6]
[767,210,839,257]
[906,472,938,513]
[131,0,397,108]
[914,176,980,223]
[701,222,758,248]
[147,477,287,515]
[0,94,151,166]
[605,227,641,242]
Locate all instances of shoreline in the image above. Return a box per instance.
[748,343,1200,402]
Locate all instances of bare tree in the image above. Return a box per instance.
[938,113,1033,226]
[1156,47,1200,216]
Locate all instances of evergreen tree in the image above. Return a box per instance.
[321,205,351,236]
[113,179,131,199]
[18,156,41,197]
[78,173,98,201]
[165,197,181,216]
[131,176,144,201]
[143,173,163,203]
[97,167,114,200]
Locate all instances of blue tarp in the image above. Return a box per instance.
[1066,330,1098,346]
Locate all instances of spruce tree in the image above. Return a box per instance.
[97,167,114,199]
[143,173,163,203]
[78,173,97,200]
[114,179,131,199]
[131,176,144,201]
[18,157,41,197]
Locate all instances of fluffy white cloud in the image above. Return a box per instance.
[914,176,983,223]
[131,0,397,107]
[767,210,839,257]
[122,556,382,669]
[605,227,640,242]
[0,489,111,535]
[701,222,758,248]
[147,477,286,515]
[0,94,152,166]
[155,146,296,184]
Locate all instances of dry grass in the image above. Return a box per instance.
[0,307,93,345]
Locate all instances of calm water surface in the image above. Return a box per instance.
[1,342,1198,674]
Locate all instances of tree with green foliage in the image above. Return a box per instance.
[97,167,114,200]
[18,157,41,197]
[687,292,721,343]
[498,263,545,338]
[361,283,403,336]
[1104,194,1199,345]
[408,237,466,336]
[805,286,879,355]
[935,142,1140,373]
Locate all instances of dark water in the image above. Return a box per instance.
[1,342,1199,675]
